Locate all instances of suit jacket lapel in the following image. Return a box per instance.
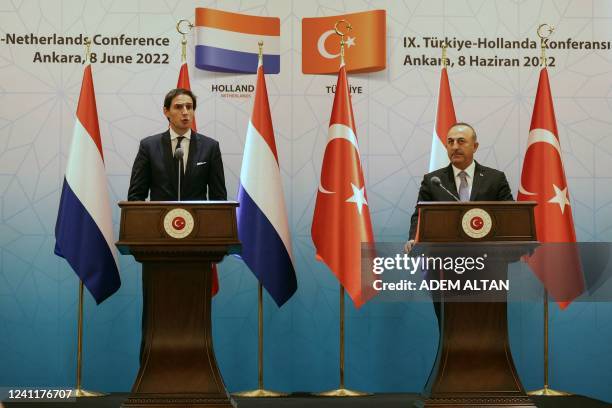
[161,130,178,194]
[443,164,460,199]
[183,133,198,193]
[470,161,483,201]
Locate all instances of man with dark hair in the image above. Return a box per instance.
[163,88,197,111]
[405,122,512,251]
[405,123,516,402]
[127,88,227,363]
[128,88,226,201]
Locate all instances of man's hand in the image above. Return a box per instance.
[404,239,415,253]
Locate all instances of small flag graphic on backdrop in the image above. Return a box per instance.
[302,10,386,74]
[195,8,280,74]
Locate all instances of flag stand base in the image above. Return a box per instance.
[313,286,371,398]
[233,388,287,398]
[73,388,108,398]
[528,385,572,397]
[315,388,371,397]
[232,284,288,399]
[73,282,108,399]
[528,292,573,398]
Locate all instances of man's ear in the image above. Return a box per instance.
[473,141,479,152]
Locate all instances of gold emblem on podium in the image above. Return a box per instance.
[163,208,194,239]
[462,208,492,239]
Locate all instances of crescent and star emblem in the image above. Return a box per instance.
[518,128,561,196]
[518,128,572,214]
[470,216,484,230]
[172,217,186,230]
[317,30,356,60]
[318,124,361,195]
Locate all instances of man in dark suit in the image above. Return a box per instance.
[405,122,512,251]
[405,122,513,396]
[128,88,226,201]
[127,88,226,363]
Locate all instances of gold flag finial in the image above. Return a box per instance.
[537,23,555,67]
[258,41,264,66]
[334,19,352,67]
[442,41,448,68]
[176,19,194,63]
[84,37,91,64]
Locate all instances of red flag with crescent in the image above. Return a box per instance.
[311,64,375,307]
[429,67,456,171]
[517,67,584,308]
[302,10,386,74]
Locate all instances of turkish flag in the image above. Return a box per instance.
[177,62,219,296]
[429,67,456,172]
[302,10,386,74]
[517,68,584,308]
[311,64,375,308]
[177,63,197,132]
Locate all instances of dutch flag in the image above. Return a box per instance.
[54,64,120,304]
[194,8,280,74]
[237,55,296,306]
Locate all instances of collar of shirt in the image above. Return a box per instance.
[452,160,476,181]
[169,128,191,172]
[169,127,192,141]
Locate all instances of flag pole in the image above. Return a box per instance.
[528,291,571,396]
[71,39,107,399]
[528,23,571,397]
[73,282,106,397]
[233,282,287,397]
[233,42,287,398]
[316,21,370,397]
[317,284,370,397]
[175,19,221,296]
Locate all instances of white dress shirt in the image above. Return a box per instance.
[170,127,191,172]
[452,160,476,199]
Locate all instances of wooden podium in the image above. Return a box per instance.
[116,201,240,408]
[416,202,537,408]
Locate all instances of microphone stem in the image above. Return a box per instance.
[440,184,460,201]
[178,159,181,201]
[432,178,460,201]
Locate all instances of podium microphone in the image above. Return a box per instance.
[431,176,460,201]
[174,147,184,201]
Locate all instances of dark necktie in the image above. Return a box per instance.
[175,136,185,179]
